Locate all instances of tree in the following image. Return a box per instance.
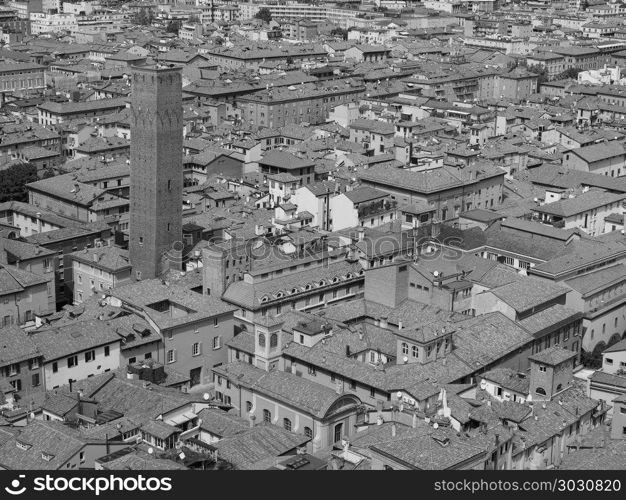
[330,27,348,40]
[0,163,38,203]
[166,20,181,33]
[254,7,272,23]
[131,7,154,26]
[556,67,580,80]
[527,64,548,85]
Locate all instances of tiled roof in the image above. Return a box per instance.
[214,361,356,419]
[517,304,582,336]
[532,190,626,218]
[213,423,309,470]
[0,420,85,470]
[481,368,529,394]
[30,319,120,362]
[489,277,569,313]
[222,260,363,309]
[0,325,40,366]
[528,346,577,366]
[197,408,249,438]
[564,263,626,297]
[0,264,49,295]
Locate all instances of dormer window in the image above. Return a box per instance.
[42,452,55,461]
[16,441,31,451]
[291,288,298,294]
[261,296,269,303]
[276,291,284,299]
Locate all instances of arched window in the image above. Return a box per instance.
[412,345,419,358]
[535,387,546,396]
[246,401,253,413]
[258,333,266,348]
[270,333,278,348]
[401,342,409,355]
[304,426,313,439]
[263,409,271,423]
[283,418,292,431]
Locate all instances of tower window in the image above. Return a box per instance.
[168,180,172,190]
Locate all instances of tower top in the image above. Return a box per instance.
[131,63,182,74]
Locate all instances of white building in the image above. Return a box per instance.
[31,320,121,390]
[30,12,78,34]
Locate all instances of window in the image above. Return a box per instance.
[8,364,19,376]
[192,342,201,356]
[214,317,218,327]
[10,379,21,391]
[304,426,313,439]
[370,387,375,398]
[258,333,266,348]
[263,409,271,423]
[308,364,316,376]
[85,350,95,363]
[401,342,409,355]
[535,387,547,396]
[539,365,547,372]
[246,401,253,412]
[606,358,614,365]
[283,418,292,431]
[213,336,221,350]
[166,349,176,364]
[104,346,110,357]
[349,380,356,390]
[412,345,419,358]
[29,359,39,370]
[270,333,278,348]
[52,362,58,373]
[67,355,78,368]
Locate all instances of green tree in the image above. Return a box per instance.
[330,27,348,40]
[254,7,272,23]
[0,163,38,203]
[556,67,580,80]
[166,20,181,33]
[131,7,154,26]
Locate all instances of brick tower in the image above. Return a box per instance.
[129,65,183,280]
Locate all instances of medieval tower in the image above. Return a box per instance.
[129,64,183,280]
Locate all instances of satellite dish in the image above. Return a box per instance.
[403,356,408,363]
[433,270,440,277]
[433,423,439,429]
[29,412,35,420]
[148,447,154,455]
[396,391,402,399]
[202,392,210,401]
[179,452,186,460]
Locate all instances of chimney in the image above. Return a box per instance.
[379,316,388,329]
[249,414,256,428]
[345,345,351,357]
[412,412,417,428]
[398,321,403,330]
[391,422,397,437]
[68,379,73,393]
[357,227,365,241]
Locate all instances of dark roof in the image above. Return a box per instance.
[529,346,577,366]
